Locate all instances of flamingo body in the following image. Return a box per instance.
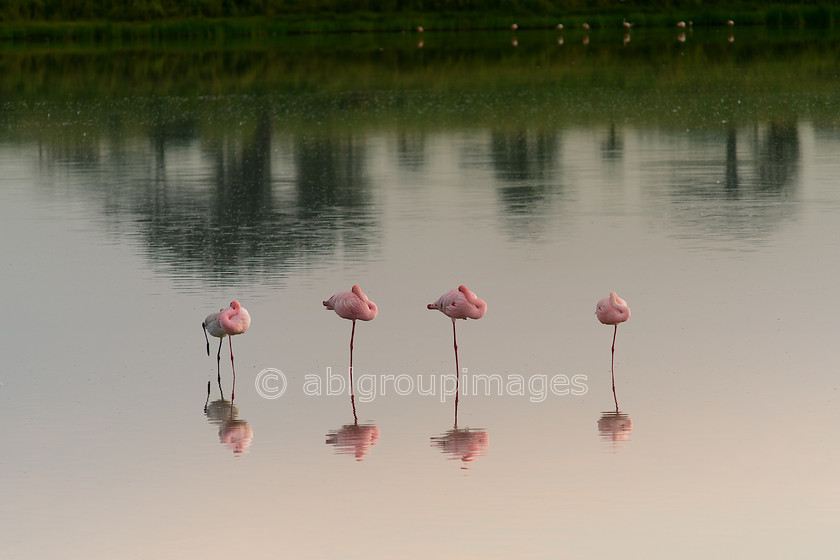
[596,292,630,325]
[324,285,377,390]
[427,285,487,320]
[203,311,226,340]
[220,300,251,335]
[324,285,378,321]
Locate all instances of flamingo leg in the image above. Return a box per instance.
[216,337,224,392]
[611,325,618,411]
[454,390,459,430]
[229,336,236,401]
[349,319,356,394]
[349,320,359,424]
[204,380,210,413]
[452,319,460,410]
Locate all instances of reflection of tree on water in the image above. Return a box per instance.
[140,113,378,286]
[651,122,800,244]
[757,122,800,193]
[295,134,371,211]
[490,129,562,239]
[601,123,623,160]
[725,127,738,193]
[37,98,380,287]
[395,130,427,171]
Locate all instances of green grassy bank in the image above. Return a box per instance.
[2,2,840,41]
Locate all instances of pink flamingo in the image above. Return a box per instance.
[427,285,487,404]
[323,285,378,391]
[203,301,250,399]
[596,292,630,410]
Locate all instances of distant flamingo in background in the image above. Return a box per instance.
[203,300,250,399]
[428,285,487,404]
[324,285,378,392]
[596,292,630,410]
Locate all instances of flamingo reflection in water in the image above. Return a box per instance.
[204,380,253,456]
[325,390,380,461]
[430,393,488,469]
[325,422,380,462]
[598,410,633,451]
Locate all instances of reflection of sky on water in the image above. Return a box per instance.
[4,116,840,559]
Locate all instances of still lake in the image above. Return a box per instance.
[1,26,839,558]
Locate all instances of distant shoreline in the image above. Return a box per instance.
[1,5,838,42]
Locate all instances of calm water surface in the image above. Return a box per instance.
[1,28,839,559]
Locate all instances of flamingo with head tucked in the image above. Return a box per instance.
[596,292,630,410]
[324,285,378,390]
[203,300,250,399]
[428,285,487,402]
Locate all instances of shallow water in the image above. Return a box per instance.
[1,28,839,559]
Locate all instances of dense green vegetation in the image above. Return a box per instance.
[1,1,840,40]
[2,28,839,141]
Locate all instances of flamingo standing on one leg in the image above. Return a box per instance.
[324,285,378,404]
[217,300,251,399]
[427,285,487,406]
[596,292,630,410]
